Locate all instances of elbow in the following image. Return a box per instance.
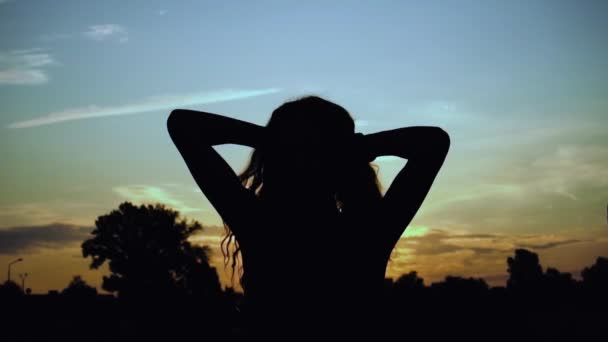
[422,127,450,159]
[166,109,187,137]
[434,127,451,152]
[167,109,214,146]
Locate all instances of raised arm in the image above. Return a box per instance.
[166,109,265,238]
[362,126,450,247]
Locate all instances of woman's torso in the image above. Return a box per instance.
[236,200,394,337]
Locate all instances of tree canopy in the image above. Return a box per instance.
[81,201,221,300]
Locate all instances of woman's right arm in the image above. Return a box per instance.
[361,126,450,247]
[167,109,265,236]
[168,109,265,147]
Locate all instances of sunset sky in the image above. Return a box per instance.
[1,0,607,293]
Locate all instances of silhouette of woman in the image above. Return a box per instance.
[167,95,450,340]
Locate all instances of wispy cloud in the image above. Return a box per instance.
[7,88,281,128]
[399,228,585,255]
[41,24,127,43]
[0,200,103,228]
[113,185,206,214]
[386,227,605,285]
[0,202,62,227]
[0,223,92,255]
[414,138,608,236]
[158,9,168,15]
[0,48,54,85]
[84,24,128,43]
[529,145,608,200]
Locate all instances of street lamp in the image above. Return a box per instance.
[19,273,29,290]
[7,258,23,282]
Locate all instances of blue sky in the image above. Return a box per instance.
[1,0,607,292]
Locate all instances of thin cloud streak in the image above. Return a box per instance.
[83,24,127,42]
[0,223,92,255]
[113,184,208,214]
[386,227,606,285]
[7,88,281,128]
[0,49,54,85]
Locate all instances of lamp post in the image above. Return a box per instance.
[7,258,23,282]
[19,273,29,290]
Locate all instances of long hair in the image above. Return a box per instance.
[220,95,383,287]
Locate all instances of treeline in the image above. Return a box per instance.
[2,251,606,341]
[1,202,606,341]
[383,250,607,341]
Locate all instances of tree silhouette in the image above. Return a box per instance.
[581,256,608,290]
[390,271,426,309]
[81,201,221,300]
[543,267,576,289]
[506,248,543,292]
[62,275,98,297]
[431,275,489,294]
[394,271,425,291]
[0,246,606,341]
[0,280,23,298]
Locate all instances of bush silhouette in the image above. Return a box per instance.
[61,275,98,298]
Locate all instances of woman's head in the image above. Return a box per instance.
[250,95,366,198]
[221,95,383,285]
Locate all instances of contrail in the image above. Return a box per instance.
[7,88,280,128]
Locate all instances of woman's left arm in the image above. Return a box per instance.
[167,109,265,237]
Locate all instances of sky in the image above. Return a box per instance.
[1,0,607,293]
